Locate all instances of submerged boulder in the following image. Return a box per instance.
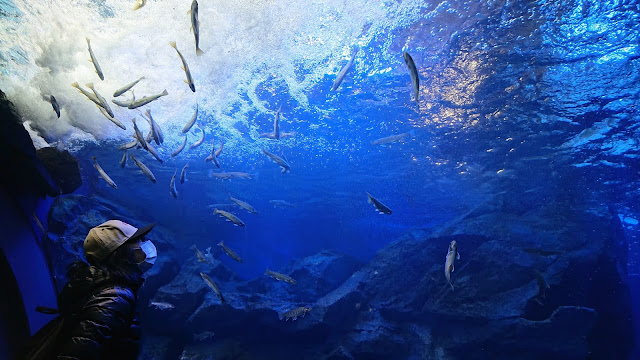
[36,147,81,195]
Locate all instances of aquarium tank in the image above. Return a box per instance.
[0,0,638,359]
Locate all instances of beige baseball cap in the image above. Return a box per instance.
[83,220,155,264]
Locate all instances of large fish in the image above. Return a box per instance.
[213,209,245,227]
[98,106,126,130]
[169,41,195,92]
[132,118,148,151]
[208,171,252,180]
[280,307,311,321]
[113,77,144,97]
[86,38,104,80]
[200,272,225,303]
[265,268,297,285]
[403,51,419,104]
[180,163,189,184]
[127,90,168,109]
[170,170,178,199]
[229,195,258,214]
[259,106,282,139]
[112,93,135,108]
[189,0,204,56]
[92,156,117,189]
[144,110,164,145]
[445,240,460,291]
[50,95,60,118]
[86,82,113,117]
[191,245,210,264]
[130,153,156,183]
[171,135,188,157]
[118,139,138,150]
[371,130,415,145]
[218,240,242,263]
[182,103,198,133]
[269,200,296,208]
[262,149,290,173]
[120,151,127,168]
[71,82,100,106]
[189,127,205,149]
[366,192,391,214]
[133,0,146,11]
[331,47,359,91]
[145,142,163,163]
[205,140,222,168]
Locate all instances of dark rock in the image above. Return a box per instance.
[0,89,58,197]
[36,147,81,194]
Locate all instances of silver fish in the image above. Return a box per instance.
[118,139,138,150]
[71,82,100,106]
[371,130,415,145]
[182,103,198,133]
[265,268,297,285]
[133,0,146,11]
[171,135,188,157]
[130,153,156,183]
[259,106,282,139]
[269,200,296,208]
[145,142,163,163]
[149,301,174,310]
[92,156,117,189]
[50,95,60,118]
[445,240,460,291]
[229,195,258,214]
[366,192,392,215]
[180,163,189,184]
[86,38,104,80]
[170,170,178,199]
[280,307,311,321]
[217,240,242,263]
[98,106,126,130]
[403,51,419,104]
[189,0,204,56]
[86,82,113,117]
[169,41,195,92]
[205,140,222,168]
[127,90,168,109]
[112,93,135,107]
[213,209,245,227]
[331,47,359,91]
[189,127,205,149]
[120,151,127,168]
[132,118,148,150]
[262,149,290,173]
[200,272,225,303]
[113,76,144,97]
[144,110,164,145]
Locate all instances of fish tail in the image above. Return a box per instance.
[85,37,90,45]
[71,82,79,88]
[196,47,204,56]
[92,156,97,161]
[85,82,94,89]
[449,282,454,291]
[169,41,177,48]
[161,89,168,96]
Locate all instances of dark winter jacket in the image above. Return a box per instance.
[54,261,144,360]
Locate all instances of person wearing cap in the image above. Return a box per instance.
[53,220,157,360]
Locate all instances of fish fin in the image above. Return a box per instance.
[457,252,460,260]
[187,9,191,15]
[452,264,455,272]
[169,41,177,48]
[85,37,90,44]
[196,47,204,56]
[449,282,454,291]
[161,89,168,96]
[85,82,94,89]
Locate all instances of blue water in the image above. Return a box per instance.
[1,0,639,358]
